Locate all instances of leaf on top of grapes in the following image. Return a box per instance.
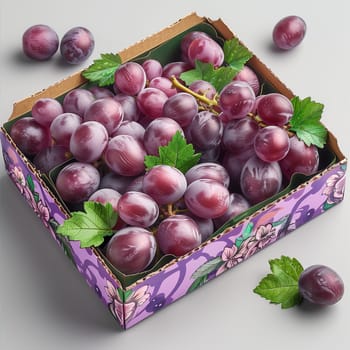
[82,53,121,86]
[144,131,201,174]
[56,201,118,248]
[180,60,236,93]
[253,256,304,309]
[223,37,253,74]
[289,96,327,148]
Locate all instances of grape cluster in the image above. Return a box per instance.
[10,29,320,275]
[22,24,94,64]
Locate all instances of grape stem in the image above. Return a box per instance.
[170,76,218,107]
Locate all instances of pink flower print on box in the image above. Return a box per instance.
[323,169,346,209]
[105,280,150,325]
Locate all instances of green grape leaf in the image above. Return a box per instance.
[82,53,121,86]
[289,96,327,148]
[144,131,201,173]
[253,256,304,309]
[56,201,118,248]
[180,60,236,93]
[223,37,253,73]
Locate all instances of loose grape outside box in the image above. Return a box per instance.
[0,13,347,329]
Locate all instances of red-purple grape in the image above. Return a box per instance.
[185,162,230,187]
[84,98,124,135]
[143,165,187,205]
[257,93,293,126]
[162,92,198,127]
[156,215,201,256]
[22,24,59,60]
[184,179,230,219]
[254,126,290,162]
[117,191,159,228]
[219,81,256,120]
[279,135,319,181]
[299,265,344,305]
[60,26,95,64]
[142,59,163,81]
[10,117,51,157]
[69,121,108,163]
[63,88,95,117]
[50,112,82,148]
[144,117,183,156]
[104,135,146,176]
[32,98,64,127]
[106,227,157,274]
[240,155,282,205]
[273,15,306,50]
[114,62,146,96]
[233,65,260,96]
[55,162,100,203]
[136,87,168,119]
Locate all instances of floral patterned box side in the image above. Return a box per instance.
[0,13,347,330]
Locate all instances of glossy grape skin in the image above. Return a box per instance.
[189,80,217,100]
[32,98,64,127]
[254,126,290,162]
[33,145,71,174]
[184,179,230,219]
[111,120,145,143]
[84,98,124,135]
[180,31,211,60]
[99,172,135,194]
[222,148,255,192]
[63,88,95,117]
[233,65,260,96]
[88,86,114,99]
[299,265,344,305]
[279,135,319,181]
[106,227,157,275]
[222,117,259,154]
[50,112,82,148]
[113,93,142,122]
[187,37,224,68]
[186,213,214,243]
[55,162,100,203]
[136,87,168,120]
[60,27,95,64]
[190,111,223,151]
[156,215,201,256]
[257,93,293,126]
[104,135,146,176]
[162,61,192,80]
[10,117,51,157]
[117,191,159,228]
[88,188,121,213]
[22,24,59,60]
[149,77,177,97]
[142,59,163,81]
[144,117,184,156]
[162,92,198,127]
[114,62,146,96]
[213,193,250,229]
[125,175,145,193]
[143,165,187,205]
[219,81,256,120]
[273,15,306,50]
[185,162,230,187]
[69,121,108,163]
[240,155,282,205]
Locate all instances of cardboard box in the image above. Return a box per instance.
[0,13,347,329]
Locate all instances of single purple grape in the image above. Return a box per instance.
[299,265,344,305]
[22,24,59,60]
[273,15,306,50]
[60,26,95,64]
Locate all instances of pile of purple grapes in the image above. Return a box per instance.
[10,20,320,276]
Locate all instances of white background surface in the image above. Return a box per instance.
[0,0,349,348]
